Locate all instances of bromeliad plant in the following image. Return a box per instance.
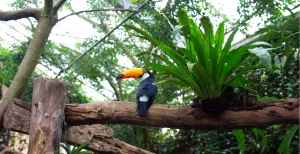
[125,10,258,100]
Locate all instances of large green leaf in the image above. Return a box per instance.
[157,41,188,76]
[123,24,158,46]
[185,39,197,61]
[189,19,209,70]
[177,9,190,37]
[152,53,174,66]
[233,129,245,154]
[278,125,299,154]
[200,16,214,46]
[71,142,90,154]
[214,21,225,60]
[212,20,225,86]
[191,62,211,98]
[156,41,189,73]
[178,47,197,63]
[227,76,255,92]
[154,78,189,87]
[252,128,267,153]
[248,47,275,69]
[219,47,249,87]
[282,53,294,74]
[251,41,272,47]
[221,29,237,60]
[216,30,237,89]
[149,63,203,97]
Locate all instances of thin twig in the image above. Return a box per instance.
[58,8,141,22]
[53,0,67,13]
[5,23,30,39]
[0,8,40,21]
[51,32,86,39]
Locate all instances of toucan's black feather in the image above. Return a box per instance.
[136,72,158,116]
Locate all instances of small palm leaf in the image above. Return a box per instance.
[226,76,255,92]
[178,47,197,63]
[154,78,189,87]
[200,16,214,46]
[72,142,90,154]
[189,19,209,69]
[219,47,249,87]
[123,24,158,46]
[278,125,299,154]
[177,10,190,37]
[191,62,211,99]
[156,41,189,73]
[248,47,275,69]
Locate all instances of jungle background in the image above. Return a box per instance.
[0,0,299,153]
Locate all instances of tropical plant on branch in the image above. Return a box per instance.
[126,10,269,101]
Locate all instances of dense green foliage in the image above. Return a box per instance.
[0,42,34,101]
[127,10,272,99]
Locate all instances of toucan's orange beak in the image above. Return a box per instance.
[116,68,144,80]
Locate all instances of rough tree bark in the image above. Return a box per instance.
[4,99,153,154]
[28,77,67,153]
[0,0,67,128]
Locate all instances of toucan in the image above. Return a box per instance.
[116,68,158,116]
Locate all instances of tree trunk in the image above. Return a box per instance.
[1,86,8,97]
[28,77,67,154]
[0,6,57,128]
[0,61,8,98]
[4,99,153,154]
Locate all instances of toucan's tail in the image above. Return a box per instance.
[137,101,149,117]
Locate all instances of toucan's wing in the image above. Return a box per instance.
[136,82,157,99]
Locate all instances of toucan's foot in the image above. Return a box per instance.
[138,112,147,117]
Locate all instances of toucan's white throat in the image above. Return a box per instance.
[140,72,150,81]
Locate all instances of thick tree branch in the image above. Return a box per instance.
[0,8,40,21]
[63,99,299,129]
[58,8,141,22]
[6,99,299,129]
[107,80,121,101]
[53,0,67,13]
[4,99,153,154]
